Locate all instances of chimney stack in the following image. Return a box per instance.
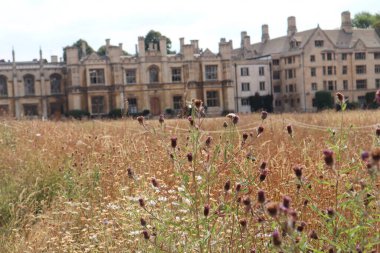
[51,55,58,63]
[241,31,247,48]
[180,37,185,54]
[341,11,352,33]
[287,16,297,36]
[262,24,270,42]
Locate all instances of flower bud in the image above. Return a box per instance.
[235,183,242,192]
[243,196,251,206]
[140,218,147,226]
[242,132,248,141]
[336,92,344,103]
[323,149,334,166]
[224,180,231,192]
[257,189,265,204]
[204,204,210,217]
[266,202,278,217]
[142,230,149,240]
[257,126,264,136]
[138,198,145,208]
[205,136,212,147]
[127,167,134,179]
[282,196,291,209]
[293,166,303,179]
[287,125,293,136]
[239,219,247,228]
[223,121,228,128]
[272,229,282,246]
[371,147,380,161]
[151,177,159,188]
[259,169,268,182]
[187,152,193,162]
[171,136,177,149]
[137,116,144,125]
[309,230,318,239]
[232,115,239,125]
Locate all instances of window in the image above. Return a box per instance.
[89,69,105,84]
[126,69,136,84]
[275,100,282,107]
[241,82,250,91]
[24,74,35,95]
[310,55,315,62]
[259,66,265,76]
[311,83,317,91]
[342,66,347,75]
[327,66,333,75]
[173,96,182,110]
[323,66,326,75]
[0,76,7,96]
[328,81,335,91]
[322,54,325,61]
[0,105,9,116]
[50,74,61,94]
[343,80,348,90]
[286,69,294,79]
[327,53,333,61]
[310,67,316,77]
[376,79,380,88]
[240,67,249,76]
[171,68,181,82]
[312,98,316,107]
[91,96,105,114]
[272,59,279,65]
[375,65,380,74]
[273,85,281,93]
[149,66,159,83]
[128,98,137,113]
[315,40,324,47]
[23,104,38,116]
[273,71,280,80]
[259,81,265,91]
[287,57,293,64]
[355,52,366,60]
[341,53,347,60]
[206,91,219,107]
[356,65,366,74]
[356,79,367,89]
[205,65,218,80]
[374,52,380,59]
[289,84,294,93]
[241,98,250,106]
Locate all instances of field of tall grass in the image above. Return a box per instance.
[0,104,379,252]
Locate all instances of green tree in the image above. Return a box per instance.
[63,39,94,62]
[144,30,175,54]
[352,12,375,28]
[315,91,334,110]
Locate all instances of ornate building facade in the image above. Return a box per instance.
[0,11,379,119]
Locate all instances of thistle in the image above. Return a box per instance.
[323,149,334,166]
[171,136,177,149]
[261,111,268,120]
[272,229,282,246]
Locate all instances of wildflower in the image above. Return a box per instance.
[282,196,291,209]
[297,221,306,232]
[204,204,210,217]
[205,136,212,147]
[235,183,242,192]
[243,196,251,206]
[193,99,202,109]
[188,116,194,126]
[261,111,268,120]
[151,177,159,188]
[266,202,278,217]
[259,169,268,182]
[137,116,144,125]
[361,151,369,161]
[336,92,344,103]
[260,161,267,170]
[250,249,256,253]
[293,165,303,179]
[223,121,228,128]
[187,152,193,162]
[140,218,147,226]
[171,136,177,149]
[158,114,164,124]
[272,229,282,246]
[326,207,335,218]
[239,219,247,228]
[142,230,149,240]
[309,230,318,239]
[257,189,265,204]
[138,198,145,208]
[323,149,334,166]
[287,125,293,137]
[232,115,239,125]
[370,147,380,162]
[242,132,248,142]
[257,126,264,136]
[224,180,231,192]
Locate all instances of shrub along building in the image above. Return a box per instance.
[1,10,379,119]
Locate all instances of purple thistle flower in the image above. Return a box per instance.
[323,149,334,166]
[257,189,265,204]
[272,229,282,246]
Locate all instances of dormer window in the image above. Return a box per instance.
[315,40,324,47]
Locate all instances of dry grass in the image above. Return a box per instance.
[0,110,379,252]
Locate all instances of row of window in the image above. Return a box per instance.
[310,79,380,91]
[240,67,265,76]
[309,65,380,76]
[310,52,380,62]
[241,82,266,91]
[0,74,62,96]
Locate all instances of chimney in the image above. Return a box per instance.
[190,40,199,53]
[262,24,270,42]
[106,38,110,47]
[243,35,251,49]
[51,55,58,63]
[241,31,247,48]
[119,43,123,50]
[159,36,167,55]
[180,37,184,54]
[81,41,87,57]
[341,11,352,33]
[138,36,145,57]
[287,16,297,36]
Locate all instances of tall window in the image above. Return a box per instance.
[311,83,317,91]
[342,66,347,75]
[149,66,159,83]
[50,74,61,94]
[356,65,366,74]
[128,98,137,113]
[272,59,279,65]
[355,52,366,60]
[0,76,7,96]
[173,96,182,110]
[341,53,347,60]
[356,79,367,89]
[23,104,38,116]
[376,79,380,88]
[273,71,280,80]
[91,96,105,114]
[326,53,333,61]
[315,40,324,47]
[205,65,218,80]
[375,65,380,74]
[328,81,335,91]
[259,81,265,91]
[206,91,219,107]
[171,68,181,82]
[241,98,250,106]
[273,85,281,93]
[343,80,348,90]
[240,67,249,76]
[327,66,333,75]
[89,69,105,84]
[310,67,316,77]
[259,67,265,76]
[126,69,136,84]
[24,74,35,95]
[241,82,250,91]
[310,55,315,62]
[374,52,380,59]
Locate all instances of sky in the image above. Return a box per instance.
[0,0,379,61]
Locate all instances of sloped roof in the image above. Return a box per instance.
[324,29,380,48]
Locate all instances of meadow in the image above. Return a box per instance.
[0,106,379,252]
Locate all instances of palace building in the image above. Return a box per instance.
[0,11,379,119]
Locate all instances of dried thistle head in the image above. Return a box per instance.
[171,136,178,149]
[224,180,231,192]
[242,132,249,141]
[287,125,293,137]
[187,152,193,162]
[257,189,265,204]
[336,92,344,103]
[293,165,303,179]
[158,114,164,124]
[193,99,203,109]
[282,196,291,209]
[204,204,210,217]
[371,147,380,162]
[257,126,264,136]
[266,202,279,217]
[309,230,318,240]
[151,177,159,188]
[323,149,334,166]
[261,111,268,120]
[205,136,212,147]
[137,116,144,125]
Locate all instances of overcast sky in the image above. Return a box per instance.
[0,0,379,61]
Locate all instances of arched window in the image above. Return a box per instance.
[24,74,35,95]
[50,74,62,94]
[149,66,159,83]
[0,75,7,96]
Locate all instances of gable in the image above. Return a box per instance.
[353,39,366,50]
[201,48,217,58]
[303,28,335,51]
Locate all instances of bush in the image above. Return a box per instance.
[108,109,123,119]
[165,108,175,116]
[142,109,150,116]
[315,91,334,110]
[66,110,90,119]
[365,92,379,109]
[249,93,273,112]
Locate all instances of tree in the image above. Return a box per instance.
[315,91,334,110]
[63,39,94,62]
[352,11,380,29]
[144,30,175,54]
